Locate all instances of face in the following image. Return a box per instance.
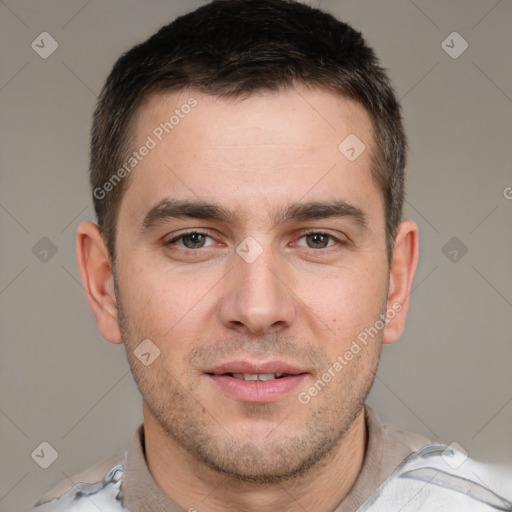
[113,87,390,482]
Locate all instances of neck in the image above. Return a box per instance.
[144,405,367,512]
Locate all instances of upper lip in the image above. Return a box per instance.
[205,360,309,376]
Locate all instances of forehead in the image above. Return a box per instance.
[120,87,380,226]
[135,87,373,153]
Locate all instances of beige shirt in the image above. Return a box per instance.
[38,406,432,511]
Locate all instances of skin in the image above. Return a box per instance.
[77,87,419,511]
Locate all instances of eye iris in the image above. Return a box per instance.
[183,233,206,248]
[306,233,329,249]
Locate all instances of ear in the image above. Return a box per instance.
[382,220,419,345]
[76,221,122,344]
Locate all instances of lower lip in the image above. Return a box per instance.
[207,374,308,403]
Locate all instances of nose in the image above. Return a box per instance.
[218,242,296,337]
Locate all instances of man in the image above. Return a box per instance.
[30,0,511,510]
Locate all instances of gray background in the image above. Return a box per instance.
[1,0,511,510]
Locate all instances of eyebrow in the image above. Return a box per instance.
[140,198,368,232]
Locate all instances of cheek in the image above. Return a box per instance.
[116,254,222,340]
[294,263,388,339]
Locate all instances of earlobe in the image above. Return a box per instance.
[382,220,419,345]
[76,221,123,344]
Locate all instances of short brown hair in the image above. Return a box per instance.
[90,0,406,262]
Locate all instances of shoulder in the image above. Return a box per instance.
[28,452,129,512]
[361,408,512,511]
[359,442,512,511]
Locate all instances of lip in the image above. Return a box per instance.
[205,360,309,403]
[206,360,307,376]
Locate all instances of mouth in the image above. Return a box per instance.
[204,361,309,403]
[227,372,294,381]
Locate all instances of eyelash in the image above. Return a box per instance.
[164,230,345,254]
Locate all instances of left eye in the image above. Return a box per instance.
[168,232,216,249]
[296,232,337,249]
